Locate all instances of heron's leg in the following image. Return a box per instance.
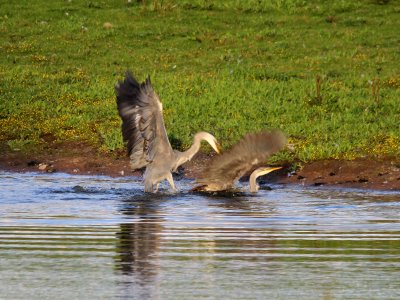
[166,173,177,192]
[144,170,155,193]
[144,181,154,193]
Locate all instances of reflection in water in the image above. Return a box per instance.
[1,172,400,299]
[203,193,253,210]
[115,195,166,299]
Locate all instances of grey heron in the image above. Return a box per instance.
[116,72,221,193]
[193,130,286,193]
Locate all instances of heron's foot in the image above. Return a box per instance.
[166,173,178,193]
[144,182,155,193]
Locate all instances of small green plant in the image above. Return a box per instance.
[7,139,36,151]
[370,78,381,103]
[308,75,323,106]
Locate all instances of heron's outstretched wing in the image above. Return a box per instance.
[116,72,172,169]
[196,130,287,190]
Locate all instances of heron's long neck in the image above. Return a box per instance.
[249,171,259,193]
[182,135,202,161]
[173,135,202,170]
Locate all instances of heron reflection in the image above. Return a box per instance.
[115,195,165,284]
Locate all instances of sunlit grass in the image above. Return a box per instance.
[0,0,399,163]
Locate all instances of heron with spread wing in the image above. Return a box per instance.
[116,72,221,193]
[193,130,286,193]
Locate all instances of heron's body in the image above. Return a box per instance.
[142,133,216,192]
[194,130,286,193]
[116,72,220,192]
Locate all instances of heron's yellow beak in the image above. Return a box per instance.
[270,166,282,172]
[257,166,282,176]
[199,132,222,154]
[209,136,222,154]
[215,141,222,154]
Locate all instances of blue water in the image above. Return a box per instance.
[1,171,400,299]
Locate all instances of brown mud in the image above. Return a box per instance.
[1,142,400,191]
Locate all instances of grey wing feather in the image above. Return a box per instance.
[116,72,172,169]
[197,130,287,188]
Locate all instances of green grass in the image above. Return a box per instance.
[0,0,399,163]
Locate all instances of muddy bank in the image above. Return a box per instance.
[1,143,399,191]
[281,159,400,191]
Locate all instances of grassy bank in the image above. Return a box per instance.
[0,0,399,164]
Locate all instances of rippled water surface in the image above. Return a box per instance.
[1,171,400,299]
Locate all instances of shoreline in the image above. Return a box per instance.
[1,144,399,191]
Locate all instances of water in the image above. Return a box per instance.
[1,171,400,299]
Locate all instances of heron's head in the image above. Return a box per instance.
[249,166,282,193]
[196,132,222,154]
